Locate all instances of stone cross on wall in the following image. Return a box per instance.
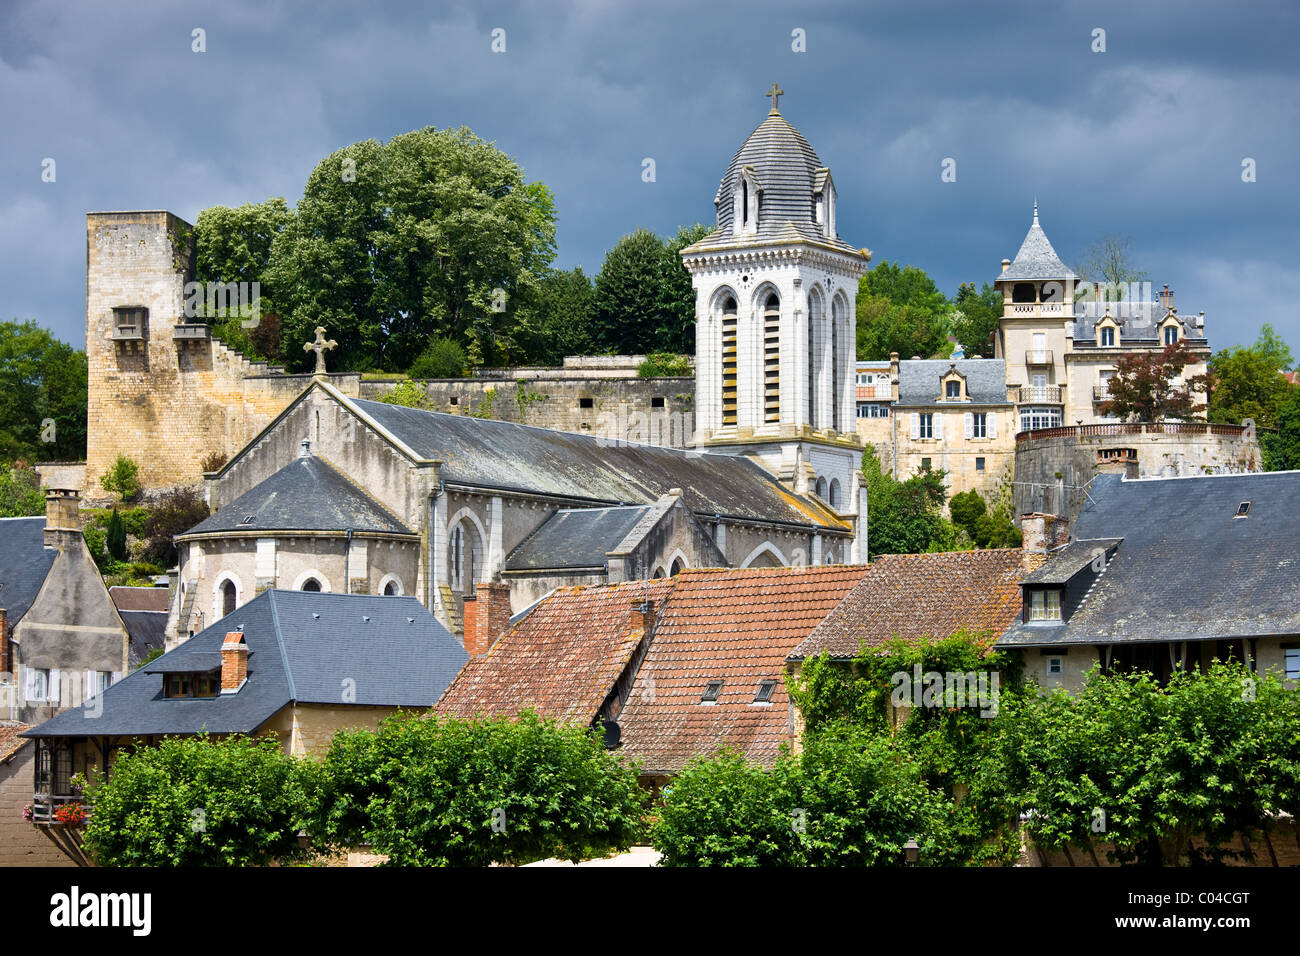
[304,326,337,375]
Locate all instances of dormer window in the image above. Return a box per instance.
[1164,324,1179,345]
[733,167,760,236]
[1101,326,1115,347]
[946,380,961,400]
[1028,589,1062,623]
[165,671,220,698]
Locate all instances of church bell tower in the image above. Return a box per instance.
[681,85,872,561]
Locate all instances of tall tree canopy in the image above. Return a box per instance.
[950,282,1002,358]
[0,319,87,462]
[855,261,951,361]
[252,127,557,372]
[591,227,670,354]
[1208,323,1296,431]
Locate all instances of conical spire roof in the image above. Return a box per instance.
[1001,203,1077,281]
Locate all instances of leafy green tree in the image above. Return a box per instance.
[99,454,141,502]
[999,662,1300,866]
[374,379,434,410]
[949,489,1021,549]
[950,282,1002,357]
[193,199,293,362]
[1208,323,1296,431]
[265,128,557,372]
[855,261,951,361]
[1269,387,1300,470]
[1098,340,1211,423]
[0,461,44,516]
[83,734,312,866]
[139,488,211,566]
[408,337,468,378]
[862,446,958,557]
[592,228,670,354]
[514,266,597,364]
[0,320,88,461]
[307,711,645,866]
[106,508,128,561]
[653,750,802,867]
[656,223,712,353]
[653,729,956,867]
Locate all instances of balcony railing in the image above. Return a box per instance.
[28,793,86,827]
[1015,386,1062,404]
[1025,350,1054,365]
[1016,422,1251,443]
[1009,302,1067,316]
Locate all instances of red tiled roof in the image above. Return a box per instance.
[435,578,677,726]
[617,565,869,774]
[109,586,169,612]
[0,723,32,762]
[791,549,1025,661]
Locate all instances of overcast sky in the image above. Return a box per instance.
[2,0,1298,354]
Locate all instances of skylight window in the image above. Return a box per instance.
[1235,501,1251,518]
[701,680,723,704]
[753,680,776,703]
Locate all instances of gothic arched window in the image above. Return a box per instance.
[300,577,322,592]
[221,580,236,617]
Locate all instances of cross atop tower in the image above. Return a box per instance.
[304,326,337,376]
[766,82,784,113]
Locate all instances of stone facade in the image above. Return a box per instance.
[84,211,362,499]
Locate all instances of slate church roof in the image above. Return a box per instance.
[505,505,652,572]
[183,454,414,538]
[0,517,57,625]
[352,396,847,534]
[998,471,1300,648]
[26,590,467,739]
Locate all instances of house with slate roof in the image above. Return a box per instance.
[22,589,467,833]
[998,470,1300,692]
[993,203,1210,430]
[0,492,130,726]
[108,586,169,667]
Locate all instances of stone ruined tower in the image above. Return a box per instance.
[84,211,359,498]
[681,86,871,562]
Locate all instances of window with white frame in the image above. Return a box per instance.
[1047,656,1064,675]
[1285,647,1299,680]
[1020,406,1062,431]
[970,412,988,438]
[857,402,890,419]
[919,413,934,438]
[1029,589,1062,622]
[1101,326,1115,347]
[1164,325,1179,345]
[26,668,50,702]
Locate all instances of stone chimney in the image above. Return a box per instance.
[43,489,81,549]
[220,631,248,693]
[1020,513,1070,573]
[630,598,657,634]
[1001,258,1011,274]
[889,351,900,384]
[463,580,512,656]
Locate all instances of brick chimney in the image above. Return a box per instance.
[220,631,248,693]
[630,598,657,634]
[43,489,81,549]
[1020,513,1070,573]
[1159,284,1174,311]
[464,580,512,656]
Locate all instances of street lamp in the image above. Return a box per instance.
[903,838,920,866]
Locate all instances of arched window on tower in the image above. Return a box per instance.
[830,298,843,432]
[721,296,738,427]
[300,577,322,592]
[807,292,822,426]
[221,580,236,618]
[763,294,780,423]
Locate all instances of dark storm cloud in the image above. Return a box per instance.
[2,0,1297,351]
